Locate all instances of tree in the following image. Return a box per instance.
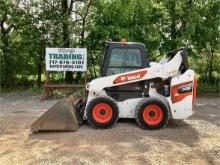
[190,0,220,82]
[0,0,219,89]
[0,0,24,87]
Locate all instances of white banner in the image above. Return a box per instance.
[46,48,87,71]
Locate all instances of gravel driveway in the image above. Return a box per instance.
[0,92,220,165]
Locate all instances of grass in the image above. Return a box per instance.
[197,82,220,97]
[0,85,42,94]
[0,84,84,98]
[27,85,42,93]
[197,82,219,92]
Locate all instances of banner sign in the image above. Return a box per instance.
[46,48,87,71]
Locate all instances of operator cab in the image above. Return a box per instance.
[100,41,149,101]
[100,42,149,77]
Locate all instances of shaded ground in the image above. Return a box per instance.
[0,92,220,165]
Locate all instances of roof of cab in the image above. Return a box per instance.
[107,41,146,47]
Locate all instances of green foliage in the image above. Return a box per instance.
[27,85,42,94]
[0,0,219,90]
[197,80,220,97]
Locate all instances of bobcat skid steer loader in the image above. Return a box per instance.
[31,42,197,132]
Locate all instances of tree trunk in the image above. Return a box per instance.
[91,51,97,78]
[62,0,73,83]
[37,48,45,87]
[75,19,87,83]
[169,1,177,49]
[1,34,12,87]
[37,62,42,87]
[76,0,91,83]
[208,49,214,83]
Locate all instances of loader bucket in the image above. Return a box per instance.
[31,95,81,132]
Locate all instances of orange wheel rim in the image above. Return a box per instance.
[92,103,113,123]
[143,105,163,125]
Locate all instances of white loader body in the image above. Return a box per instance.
[85,51,196,120]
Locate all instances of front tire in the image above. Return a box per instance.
[86,97,119,129]
[135,97,169,130]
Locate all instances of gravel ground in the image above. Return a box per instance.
[0,92,220,165]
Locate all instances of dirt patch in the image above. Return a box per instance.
[0,92,220,165]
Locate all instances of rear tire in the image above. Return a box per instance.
[86,97,119,129]
[135,97,169,130]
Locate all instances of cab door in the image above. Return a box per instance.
[101,42,149,101]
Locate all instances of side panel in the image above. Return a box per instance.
[168,69,195,119]
[118,98,143,118]
[105,81,145,102]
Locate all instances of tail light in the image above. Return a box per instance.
[192,77,197,105]
[171,81,193,103]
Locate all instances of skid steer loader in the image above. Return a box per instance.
[31,41,197,132]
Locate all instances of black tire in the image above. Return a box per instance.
[86,97,119,129]
[74,99,86,125]
[135,97,169,130]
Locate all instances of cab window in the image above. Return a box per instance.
[107,48,142,76]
